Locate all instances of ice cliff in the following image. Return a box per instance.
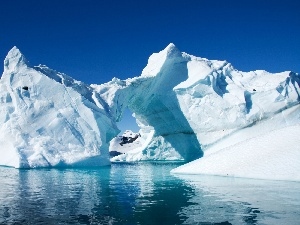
[0,47,118,168]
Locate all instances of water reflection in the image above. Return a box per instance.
[174,174,300,225]
[0,164,299,225]
[108,163,194,224]
[0,167,116,224]
[0,163,194,225]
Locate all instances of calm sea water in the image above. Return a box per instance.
[0,162,299,225]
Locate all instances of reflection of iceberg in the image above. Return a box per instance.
[0,167,117,224]
[0,164,196,224]
[174,174,300,224]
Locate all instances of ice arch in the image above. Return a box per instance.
[94,44,203,162]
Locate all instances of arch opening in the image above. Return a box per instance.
[109,107,142,157]
[116,107,140,134]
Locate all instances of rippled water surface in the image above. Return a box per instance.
[0,163,299,225]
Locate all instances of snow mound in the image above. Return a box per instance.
[0,47,119,168]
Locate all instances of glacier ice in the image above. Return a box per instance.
[0,47,119,168]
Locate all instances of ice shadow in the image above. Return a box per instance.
[213,73,229,97]
[244,91,252,114]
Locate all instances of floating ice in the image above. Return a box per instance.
[1,44,299,179]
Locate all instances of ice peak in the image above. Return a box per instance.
[163,43,181,58]
[141,43,183,77]
[4,46,29,72]
[165,43,177,51]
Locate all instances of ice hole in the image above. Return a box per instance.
[116,108,140,134]
[110,108,141,156]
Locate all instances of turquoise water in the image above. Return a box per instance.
[0,163,299,225]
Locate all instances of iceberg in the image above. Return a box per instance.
[97,44,299,169]
[0,47,119,168]
[97,43,299,181]
[1,44,299,177]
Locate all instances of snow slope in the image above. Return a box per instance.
[171,104,300,181]
[0,47,119,168]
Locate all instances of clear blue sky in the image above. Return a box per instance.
[1,0,299,133]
